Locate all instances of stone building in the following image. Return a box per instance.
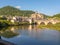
[31,12,44,20]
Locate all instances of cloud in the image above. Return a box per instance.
[15,6,21,9]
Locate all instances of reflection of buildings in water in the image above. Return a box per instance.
[11,27,15,30]
[28,25,41,32]
[10,27,19,33]
[10,27,15,33]
[28,25,32,32]
[28,25,36,30]
[28,25,42,39]
[28,25,36,33]
[21,26,25,30]
[8,25,42,38]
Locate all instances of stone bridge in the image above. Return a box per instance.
[27,18,60,25]
[27,12,60,25]
[34,19,60,25]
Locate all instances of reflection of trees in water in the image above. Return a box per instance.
[0,25,41,32]
[0,29,18,38]
[0,25,41,38]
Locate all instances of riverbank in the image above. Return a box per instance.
[0,39,15,45]
[0,20,60,31]
[38,23,60,31]
[0,20,32,27]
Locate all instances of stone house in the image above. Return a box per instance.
[31,13,44,20]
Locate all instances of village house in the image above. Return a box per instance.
[31,12,44,20]
[9,16,30,23]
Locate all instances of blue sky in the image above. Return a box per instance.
[0,0,60,16]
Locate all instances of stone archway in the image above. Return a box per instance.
[47,22,53,25]
[40,22,45,25]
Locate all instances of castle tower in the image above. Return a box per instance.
[31,12,44,20]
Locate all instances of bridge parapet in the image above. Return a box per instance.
[33,19,60,25]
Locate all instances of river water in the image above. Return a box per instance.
[0,25,60,45]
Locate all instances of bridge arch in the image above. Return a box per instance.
[47,22,53,25]
[40,22,45,25]
[52,21,57,24]
[34,19,59,25]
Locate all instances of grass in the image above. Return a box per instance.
[38,23,60,31]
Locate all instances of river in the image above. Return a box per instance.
[0,25,60,45]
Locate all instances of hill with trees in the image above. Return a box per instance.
[0,6,60,19]
[53,13,60,18]
[0,6,35,16]
[52,13,60,20]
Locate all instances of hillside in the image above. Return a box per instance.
[0,6,35,16]
[53,13,60,18]
[0,6,60,18]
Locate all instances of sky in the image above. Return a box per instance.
[0,0,60,16]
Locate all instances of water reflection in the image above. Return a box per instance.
[0,25,60,45]
[0,27,18,38]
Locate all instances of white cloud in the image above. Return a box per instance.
[15,6,21,9]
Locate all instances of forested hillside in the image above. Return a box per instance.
[53,13,60,18]
[0,6,35,16]
[0,6,60,18]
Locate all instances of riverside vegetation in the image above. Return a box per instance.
[38,23,60,31]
